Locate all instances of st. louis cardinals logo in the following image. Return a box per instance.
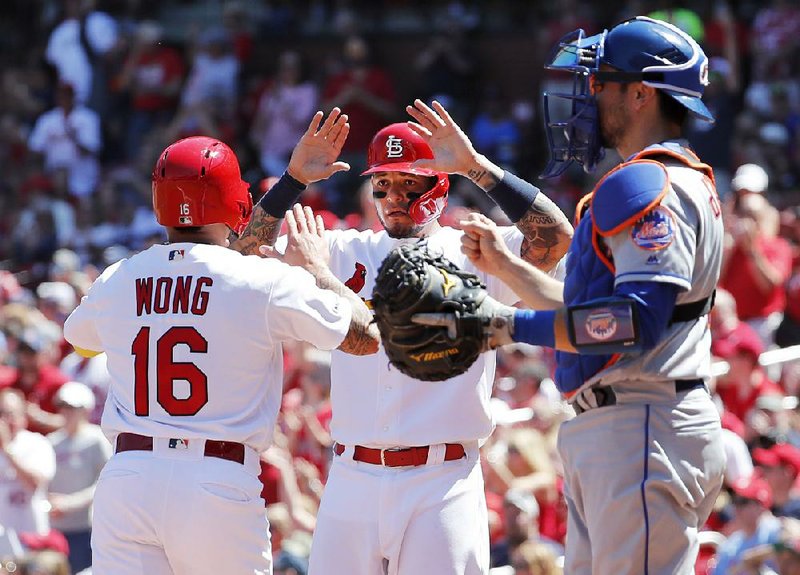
[385,135,405,158]
[585,309,618,341]
[344,262,367,294]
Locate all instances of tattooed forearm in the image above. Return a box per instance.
[315,270,380,356]
[467,168,500,192]
[231,205,283,255]
[516,193,573,271]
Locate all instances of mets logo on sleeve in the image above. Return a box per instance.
[586,310,617,341]
[631,205,675,250]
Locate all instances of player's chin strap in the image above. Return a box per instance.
[669,290,716,325]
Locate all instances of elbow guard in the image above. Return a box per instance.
[566,297,642,355]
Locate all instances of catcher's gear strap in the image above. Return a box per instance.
[257,171,306,217]
[669,289,715,325]
[566,298,642,355]
[591,160,670,237]
[485,170,541,223]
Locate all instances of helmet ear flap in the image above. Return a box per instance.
[407,173,450,225]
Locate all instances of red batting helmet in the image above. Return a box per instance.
[152,136,252,235]
[362,123,449,225]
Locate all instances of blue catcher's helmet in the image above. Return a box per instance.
[541,16,713,179]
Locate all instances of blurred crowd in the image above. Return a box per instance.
[1,0,800,574]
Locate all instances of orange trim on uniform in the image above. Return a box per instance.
[592,160,671,238]
[561,353,622,399]
[632,147,715,186]
[574,192,594,226]
[592,229,616,274]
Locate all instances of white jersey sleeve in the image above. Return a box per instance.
[265,264,352,351]
[63,261,123,352]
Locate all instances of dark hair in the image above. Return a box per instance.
[657,91,689,127]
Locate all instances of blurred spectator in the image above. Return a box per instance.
[169,26,240,144]
[222,1,255,64]
[321,35,396,214]
[469,87,521,173]
[413,26,475,118]
[730,163,769,209]
[116,20,185,163]
[0,389,56,535]
[750,0,800,81]
[490,488,563,568]
[509,539,563,575]
[720,192,793,347]
[776,231,800,347]
[686,57,739,200]
[713,320,782,424]
[46,381,110,573]
[250,51,318,178]
[27,83,102,204]
[44,0,118,112]
[714,476,781,574]
[753,442,800,520]
[1,328,68,435]
[720,427,754,486]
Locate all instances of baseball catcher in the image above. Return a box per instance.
[371,242,514,381]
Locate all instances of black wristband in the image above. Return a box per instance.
[257,171,307,218]
[485,170,540,223]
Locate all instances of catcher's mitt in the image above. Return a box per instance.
[371,242,490,381]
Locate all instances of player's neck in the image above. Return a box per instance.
[617,117,681,160]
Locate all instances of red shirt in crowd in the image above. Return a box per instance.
[716,369,783,422]
[720,237,793,320]
[127,47,185,112]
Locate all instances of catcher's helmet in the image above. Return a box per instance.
[152,136,252,235]
[541,16,713,178]
[362,123,449,226]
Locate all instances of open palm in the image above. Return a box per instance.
[405,99,479,175]
[287,108,351,184]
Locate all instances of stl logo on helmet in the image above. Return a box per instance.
[385,135,405,159]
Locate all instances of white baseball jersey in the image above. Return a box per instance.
[321,225,524,447]
[587,150,723,388]
[0,430,56,535]
[63,242,352,453]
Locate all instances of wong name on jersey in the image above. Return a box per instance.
[135,276,213,316]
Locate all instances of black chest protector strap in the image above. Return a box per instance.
[669,290,715,325]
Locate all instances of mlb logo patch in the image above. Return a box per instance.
[169,249,185,261]
[179,215,193,225]
[169,438,189,449]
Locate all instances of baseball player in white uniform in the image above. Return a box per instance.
[62,133,379,575]
[419,17,727,575]
[234,105,573,574]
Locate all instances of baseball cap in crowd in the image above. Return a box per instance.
[730,475,773,508]
[504,488,540,517]
[713,323,764,362]
[36,281,77,313]
[54,381,96,411]
[753,443,800,476]
[732,163,769,194]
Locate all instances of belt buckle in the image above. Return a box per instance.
[381,447,404,466]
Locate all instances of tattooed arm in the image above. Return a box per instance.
[232,108,351,256]
[465,163,572,272]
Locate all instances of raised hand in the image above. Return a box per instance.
[260,203,330,274]
[405,99,481,176]
[286,108,351,185]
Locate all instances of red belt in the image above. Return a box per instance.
[115,432,245,465]
[333,442,466,467]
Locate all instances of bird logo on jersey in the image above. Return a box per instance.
[631,205,675,250]
[585,310,618,341]
[344,262,368,294]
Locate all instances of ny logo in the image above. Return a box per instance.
[385,135,404,158]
